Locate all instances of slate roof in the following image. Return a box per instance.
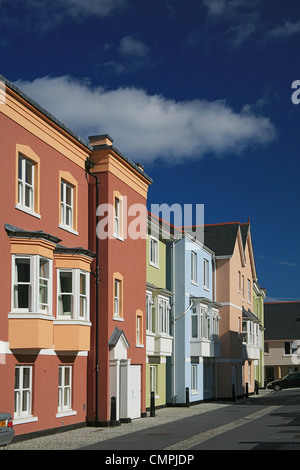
[264,302,300,340]
[203,222,242,256]
[5,223,61,244]
[108,327,130,351]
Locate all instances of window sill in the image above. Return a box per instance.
[13,415,38,426]
[54,319,91,326]
[149,261,159,269]
[58,223,78,236]
[136,343,144,348]
[113,316,124,322]
[15,203,41,219]
[56,410,77,418]
[113,234,124,242]
[9,312,55,320]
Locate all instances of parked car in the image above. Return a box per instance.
[266,372,300,391]
[0,413,15,447]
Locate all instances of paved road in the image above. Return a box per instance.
[81,389,300,451]
[6,388,300,452]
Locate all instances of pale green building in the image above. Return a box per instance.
[253,281,267,388]
[146,216,173,409]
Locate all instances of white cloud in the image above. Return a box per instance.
[203,0,226,15]
[15,75,277,166]
[267,20,300,39]
[119,36,149,58]
[0,0,127,31]
[102,36,152,74]
[59,0,127,18]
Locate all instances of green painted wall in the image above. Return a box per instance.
[146,361,167,408]
[253,287,265,388]
[146,234,167,289]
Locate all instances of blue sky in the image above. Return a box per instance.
[0,0,300,301]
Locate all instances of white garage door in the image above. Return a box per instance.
[128,365,141,419]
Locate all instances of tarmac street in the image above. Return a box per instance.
[5,388,300,452]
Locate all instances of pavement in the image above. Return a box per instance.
[4,390,272,450]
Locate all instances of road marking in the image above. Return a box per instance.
[164,406,280,450]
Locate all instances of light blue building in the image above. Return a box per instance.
[167,233,222,405]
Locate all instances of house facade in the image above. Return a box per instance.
[86,135,152,426]
[0,76,94,436]
[168,233,221,405]
[146,215,173,409]
[253,281,266,388]
[264,302,300,383]
[204,222,260,399]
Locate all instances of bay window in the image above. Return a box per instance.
[57,269,90,321]
[12,255,52,314]
[146,291,154,332]
[158,297,170,334]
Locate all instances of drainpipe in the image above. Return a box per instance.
[85,158,100,424]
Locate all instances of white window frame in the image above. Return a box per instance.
[57,269,90,321]
[79,272,88,319]
[191,251,197,284]
[247,279,251,303]
[146,291,153,332]
[203,258,209,289]
[238,271,241,293]
[60,180,74,230]
[150,365,157,396]
[136,314,142,346]
[212,309,220,338]
[149,236,159,268]
[242,275,245,300]
[114,279,121,318]
[158,296,170,335]
[18,154,34,212]
[191,364,198,393]
[14,365,33,419]
[202,307,210,339]
[114,197,123,239]
[58,365,73,413]
[191,307,199,338]
[11,255,53,315]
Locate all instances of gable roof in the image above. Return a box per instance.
[203,222,240,256]
[202,221,257,281]
[264,302,300,340]
[108,327,130,350]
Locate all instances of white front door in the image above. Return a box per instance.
[128,365,141,419]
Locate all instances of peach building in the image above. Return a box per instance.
[204,222,261,399]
